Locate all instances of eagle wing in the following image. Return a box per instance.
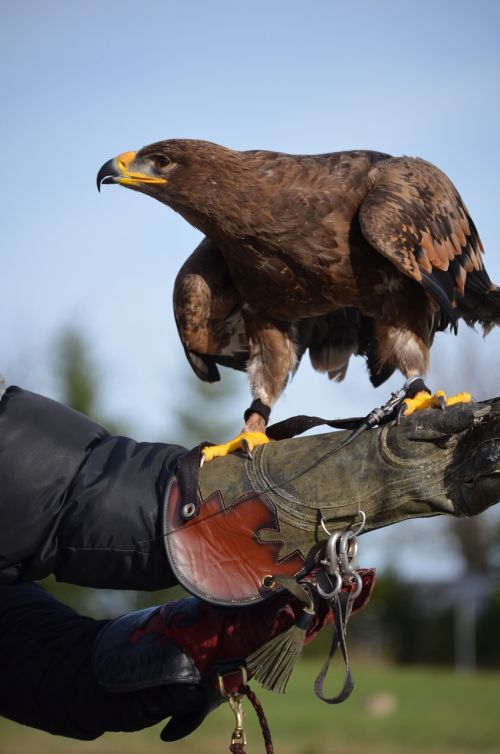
[173,237,249,381]
[359,156,489,325]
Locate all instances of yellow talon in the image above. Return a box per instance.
[443,392,473,407]
[403,390,435,415]
[201,431,270,462]
[403,390,473,416]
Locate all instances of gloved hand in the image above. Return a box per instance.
[94,572,375,741]
[93,591,328,740]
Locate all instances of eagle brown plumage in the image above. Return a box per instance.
[97,140,500,457]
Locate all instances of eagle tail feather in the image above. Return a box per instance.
[309,343,356,383]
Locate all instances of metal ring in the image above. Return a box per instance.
[324,532,342,576]
[320,516,332,537]
[262,575,276,589]
[339,530,354,553]
[349,571,363,600]
[339,532,358,576]
[316,571,342,599]
[351,510,366,537]
[181,502,197,520]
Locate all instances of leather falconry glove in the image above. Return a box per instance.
[93,583,374,742]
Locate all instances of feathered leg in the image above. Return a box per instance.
[371,321,471,415]
[202,319,297,462]
[244,319,298,424]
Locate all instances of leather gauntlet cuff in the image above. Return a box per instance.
[93,605,202,691]
[93,602,221,740]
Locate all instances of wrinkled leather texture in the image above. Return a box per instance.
[195,399,500,543]
[164,479,311,604]
[164,400,500,607]
[165,473,376,606]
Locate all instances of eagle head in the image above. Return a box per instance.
[96,145,174,195]
[97,139,253,238]
[96,139,240,198]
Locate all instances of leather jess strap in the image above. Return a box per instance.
[265,380,430,441]
[266,414,366,441]
[314,591,355,704]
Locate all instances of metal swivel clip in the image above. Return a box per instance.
[317,511,366,600]
[217,667,248,748]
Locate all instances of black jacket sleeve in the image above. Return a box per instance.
[0,386,187,590]
[0,582,204,739]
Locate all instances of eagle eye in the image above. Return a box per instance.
[152,154,172,171]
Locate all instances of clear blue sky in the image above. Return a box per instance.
[1,0,499,576]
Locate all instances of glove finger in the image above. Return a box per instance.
[160,684,223,741]
[161,708,207,741]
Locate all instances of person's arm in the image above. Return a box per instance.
[1,381,498,744]
[0,385,186,589]
[0,385,336,742]
[0,579,336,741]
[0,582,206,739]
[4,383,498,596]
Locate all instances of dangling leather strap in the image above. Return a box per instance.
[175,443,212,521]
[266,382,425,441]
[266,414,366,441]
[314,591,354,704]
[244,686,274,754]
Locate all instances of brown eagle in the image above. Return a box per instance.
[97,140,500,459]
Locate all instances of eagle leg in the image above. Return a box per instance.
[202,321,296,463]
[202,400,271,462]
[370,326,472,419]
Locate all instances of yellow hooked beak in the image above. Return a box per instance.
[96,151,167,190]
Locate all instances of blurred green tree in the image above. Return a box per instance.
[41,327,133,616]
[164,362,245,448]
[55,328,99,417]
[54,327,126,436]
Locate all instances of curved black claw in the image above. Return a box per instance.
[436,393,447,410]
[240,438,253,461]
[396,401,406,426]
